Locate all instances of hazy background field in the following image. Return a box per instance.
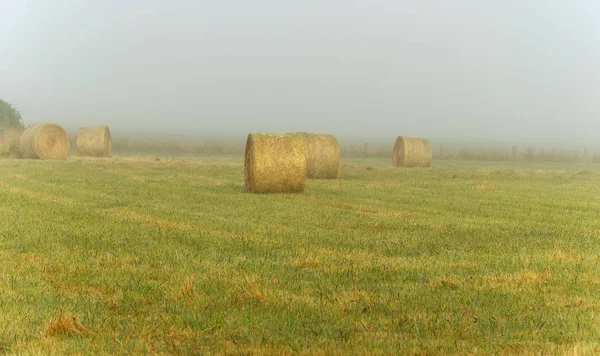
[2,1,600,149]
[83,132,600,165]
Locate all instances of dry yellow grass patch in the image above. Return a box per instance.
[482,168,573,179]
[498,342,600,356]
[427,278,462,291]
[307,247,476,276]
[162,326,197,350]
[338,203,426,220]
[293,256,320,268]
[567,343,600,356]
[477,167,495,176]
[376,209,423,219]
[44,310,90,337]
[234,276,267,305]
[314,248,375,270]
[268,289,319,308]
[339,203,378,214]
[12,174,32,181]
[223,342,325,356]
[40,263,114,301]
[529,169,568,177]
[564,297,587,309]
[0,181,76,206]
[103,207,194,232]
[547,249,583,263]
[482,270,552,291]
[542,292,600,311]
[336,289,374,314]
[475,182,495,192]
[175,277,197,302]
[15,251,50,266]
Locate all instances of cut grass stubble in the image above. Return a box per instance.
[0,157,598,354]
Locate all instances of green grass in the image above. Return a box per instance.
[0,156,599,354]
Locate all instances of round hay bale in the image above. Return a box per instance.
[244,133,306,193]
[77,126,112,157]
[299,133,339,179]
[392,136,432,167]
[0,128,24,157]
[19,123,70,160]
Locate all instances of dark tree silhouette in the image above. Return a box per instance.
[0,99,24,129]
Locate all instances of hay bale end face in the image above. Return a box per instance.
[392,136,432,167]
[244,133,306,193]
[77,126,112,157]
[19,123,70,160]
[299,133,340,179]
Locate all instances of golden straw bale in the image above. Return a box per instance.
[299,133,339,179]
[77,126,112,157]
[0,128,24,157]
[19,123,69,160]
[392,136,432,167]
[244,133,306,193]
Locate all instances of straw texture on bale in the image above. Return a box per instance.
[0,128,23,157]
[19,123,70,160]
[299,133,339,179]
[392,136,432,167]
[244,133,306,193]
[77,126,112,157]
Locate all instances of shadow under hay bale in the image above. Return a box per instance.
[77,126,112,157]
[244,133,306,194]
[299,133,339,179]
[392,136,432,167]
[19,123,69,160]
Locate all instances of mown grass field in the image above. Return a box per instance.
[0,156,599,354]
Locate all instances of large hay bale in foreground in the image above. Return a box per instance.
[19,123,69,160]
[299,133,339,179]
[244,133,306,193]
[392,136,432,167]
[77,126,112,157]
[0,128,24,157]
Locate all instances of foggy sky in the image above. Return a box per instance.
[1,1,599,145]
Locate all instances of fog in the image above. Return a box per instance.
[1,1,599,147]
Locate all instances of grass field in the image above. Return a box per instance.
[0,156,599,354]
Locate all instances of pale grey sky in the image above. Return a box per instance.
[1,1,599,145]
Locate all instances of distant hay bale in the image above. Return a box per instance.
[392,136,432,167]
[299,133,339,179]
[19,123,70,160]
[244,133,306,193]
[0,128,24,157]
[77,126,112,157]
